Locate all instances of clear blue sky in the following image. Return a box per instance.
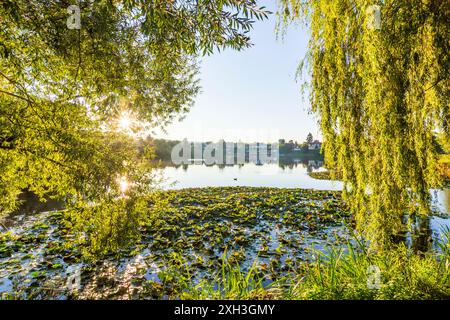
[154,1,320,143]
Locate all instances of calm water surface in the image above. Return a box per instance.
[158,161,341,190]
[1,159,449,298]
[157,161,450,215]
[156,160,450,248]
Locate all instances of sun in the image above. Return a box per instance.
[117,176,130,194]
[118,112,132,131]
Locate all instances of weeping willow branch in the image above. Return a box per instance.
[278,0,449,248]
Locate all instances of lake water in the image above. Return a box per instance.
[157,158,450,245]
[155,160,450,252]
[1,158,449,298]
[157,161,341,190]
[156,160,450,216]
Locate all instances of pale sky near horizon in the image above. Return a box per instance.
[153,1,321,143]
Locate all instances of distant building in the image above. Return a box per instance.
[308,140,322,150]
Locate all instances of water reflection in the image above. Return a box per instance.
[411,216,433,254]
[157,157,337,191]
[157,158,450,212]
[2,157,449,253]
[156,157,450,253]
[1,192,63,229]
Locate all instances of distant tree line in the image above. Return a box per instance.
[278,133,320,154]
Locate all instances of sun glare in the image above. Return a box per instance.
[118,176,130,194]
[118,112,132,131]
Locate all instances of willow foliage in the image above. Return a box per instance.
[0,1,269,215]
[279,0,449,246]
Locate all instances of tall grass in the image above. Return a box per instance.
[177,230,450,300]
[287,235,449,299]
[176,249,283,299]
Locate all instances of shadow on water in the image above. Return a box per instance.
[392,216,434,254]
[1,191,63,230]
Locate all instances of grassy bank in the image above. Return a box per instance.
[182,237,450,300]
[0,187,449,300]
